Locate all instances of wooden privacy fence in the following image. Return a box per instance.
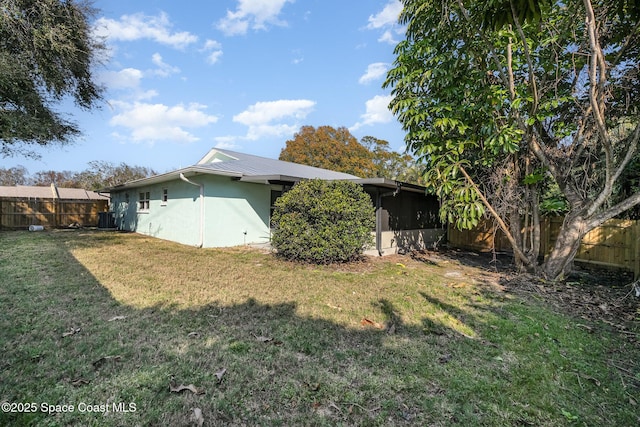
[0,197,109,229]
[448,217,640,278]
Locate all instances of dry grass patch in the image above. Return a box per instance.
[67,232,492,335]
[1,230,637,426]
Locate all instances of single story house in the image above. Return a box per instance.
[106,148,444,255]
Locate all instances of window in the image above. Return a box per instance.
[138,191,150,211]
[161,188,168,205]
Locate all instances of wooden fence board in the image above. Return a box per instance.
[448,217,639,278]
[0,197,108,229]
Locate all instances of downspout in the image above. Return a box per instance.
[179,173,204,248]
[375,188,382,256]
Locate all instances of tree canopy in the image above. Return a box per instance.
[279,125,376,177]
[0,0,104,158]
[385,0,640,280]
[0,161,156,189]
[279,125,423,183]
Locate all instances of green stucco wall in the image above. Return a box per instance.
[111,175,272,247]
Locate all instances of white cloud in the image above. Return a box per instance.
[231,99,315,140]
[99,68,158,102]
[99,68,143,89]
[93,12,198,49]
[367,0,402,29]
[359,62,389,84]
[350,95,393,131]
[109,102,218,143]
[366,1,404,45]
[378,30,397,44]
[291,49,303,64]
[216,0,294,36]
[202,39,224,64]
[213,137,240,150]
[245,123,299,140]
[150,53,181,77]
[233,99,315,126]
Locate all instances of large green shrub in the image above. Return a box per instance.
[271,179,375,263]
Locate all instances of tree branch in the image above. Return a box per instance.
[510,0,539,115]
[588,191,640,228]
[588,122,640,216]
[458,164,534,269]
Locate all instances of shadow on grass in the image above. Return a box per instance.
[0,230,637,427]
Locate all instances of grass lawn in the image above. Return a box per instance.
[0,229,638,426]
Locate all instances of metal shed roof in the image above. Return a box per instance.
[0,185,108,200]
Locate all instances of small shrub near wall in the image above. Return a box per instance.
[271,179,375,264]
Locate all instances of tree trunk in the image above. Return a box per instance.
[542,214,587,281]
[509,209,526,271]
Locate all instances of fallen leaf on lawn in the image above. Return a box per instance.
[169,383,204,395]
[190,407,204,427]
[305,382,320,392]
[215,368,226,383]
[576,323,593,332]
[70,378,90,387]
[447,282,468,288]
[582,374,601,387]
[107,316,127,322]
[438,353,452,364]
[329,402,342,413]
[92,355,123,368]
[386,323,396,334]
[361,318,385,329]
[253,334,273,343]
[187,332,200,338]
[61,328,81,337]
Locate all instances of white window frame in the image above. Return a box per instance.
[138,191,150,212]
[161,188,168,206]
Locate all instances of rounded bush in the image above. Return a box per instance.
[271,179,375,263]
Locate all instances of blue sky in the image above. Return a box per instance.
[4,0,407,174]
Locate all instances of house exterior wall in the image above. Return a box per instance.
[111,175,271,247]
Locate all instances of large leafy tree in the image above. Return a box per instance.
[1,161,156,188]
[280,125,424,183]
[385,0,640,280]
[0,165,29,185]
[279,125,377,177]
[0,0,104,158]
[72,160,157,190]
[360,135,425,184]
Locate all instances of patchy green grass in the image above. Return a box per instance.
[0,230,638,426]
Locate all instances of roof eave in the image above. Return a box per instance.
[101,167,243,192]
[355,178,429,194]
